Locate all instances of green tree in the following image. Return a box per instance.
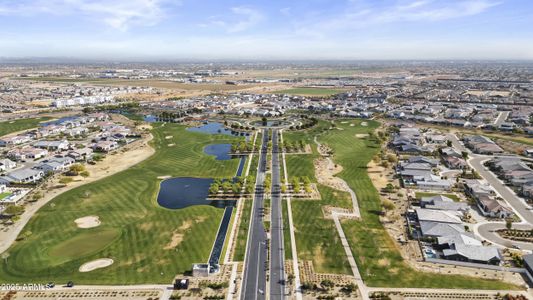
[320,279,335,290]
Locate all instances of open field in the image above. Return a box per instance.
[415,192,461,202]
[0,124,242,284]
[272,87,345,96]
[318,120,519,289]
[0,117,51,137]
[15,77,271,93]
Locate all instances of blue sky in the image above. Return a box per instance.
[0,0,532,60]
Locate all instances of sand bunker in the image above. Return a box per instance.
[164,221,192,250]
[157,175,171,179]
[168,143,175,147]
[165,135,173,139]
[74,216,101,229]
[361,122,368,127]
[355,133,369,138]
[79,258,114,272]
[350,124,355,127]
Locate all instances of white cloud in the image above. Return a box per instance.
[297,0,500,32]
[280,7,291,16]
[204,6,264,33]
[0,0,175,30]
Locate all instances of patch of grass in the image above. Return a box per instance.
[233,199,253,261]
[0,192,13,200]
[291,184,353,274]
[0,124,243,284]
[282,200,292,260]
[320,119,519,289]
[49,228,120,262]
[0,117,51,137]
[272,88,345,97]
[415,192,460,202]
[285,155,316,182]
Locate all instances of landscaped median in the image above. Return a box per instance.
[0,123,243,284]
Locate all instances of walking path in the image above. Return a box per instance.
[279,130,303,300]
[313,136,360,218]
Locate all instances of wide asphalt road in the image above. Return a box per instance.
[241,129,268,300]
[270,129,285,300]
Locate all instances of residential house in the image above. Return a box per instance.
[0,168,44,184]
[0,159,16,172]
[33,140,70,151]
[439,234,501,265]
[93,140,118,152]
[67,148,94,161]
[33,157,75,174]
[0,135,31,147]
[7,146,49,161]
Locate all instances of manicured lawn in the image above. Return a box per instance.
[415,192,461,202]
[284,122,354,274]
[285,155,316,182]
[319,120,519,289]
[233,198,253,261]
[0,117,51,137]
[282,200,292,260]
[291,184,353,275]
[272,88,345,97]
[0,124,243,284]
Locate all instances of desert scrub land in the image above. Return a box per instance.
[0,123,243,284]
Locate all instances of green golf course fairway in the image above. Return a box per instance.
[0,123,242,284]
[0,117,52,137]
[284,120,519,289]
[316,120,519,289]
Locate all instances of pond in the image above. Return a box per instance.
[204,144,232,160]
[187,122,250,138]
[41,116,79,126]
[157,177,236,210]
[143,115,157,123]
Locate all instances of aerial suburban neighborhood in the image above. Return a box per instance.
[1,1,533,300]
[0,60,531,300]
